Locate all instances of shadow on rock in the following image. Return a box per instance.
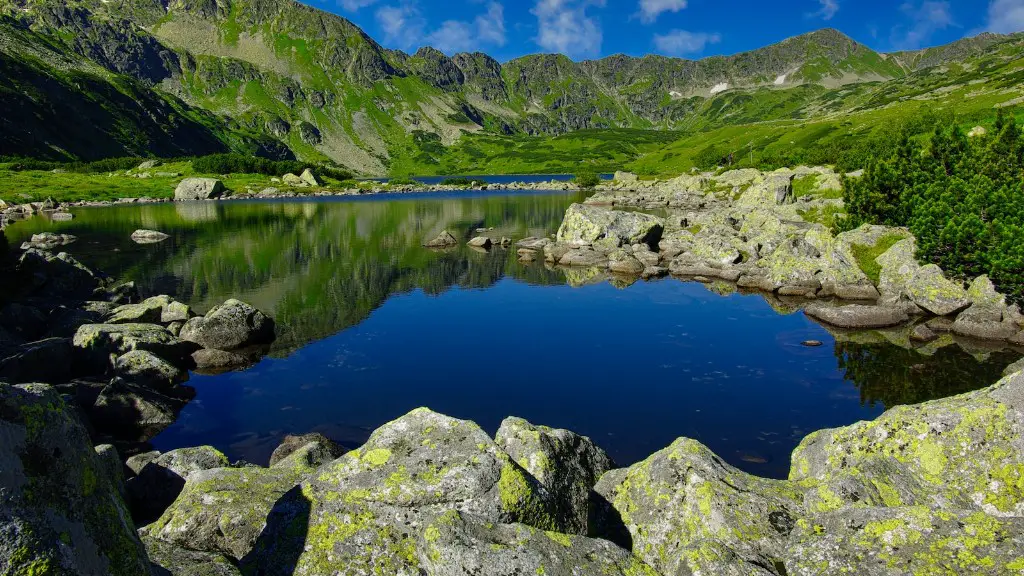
[240,485,312,576]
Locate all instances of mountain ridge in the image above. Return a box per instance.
[0,0,1021,174]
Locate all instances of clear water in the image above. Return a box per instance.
[5,190,1017,479]
[361,174,613,185]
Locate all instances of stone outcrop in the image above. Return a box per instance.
[0,383,151,575]
[179,299,276,352]
[557,203,663,249]
[174,178,224,201]
[423,230,459,248]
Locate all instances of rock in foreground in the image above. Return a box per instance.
[174,178,224,201]
[179,299,275,352]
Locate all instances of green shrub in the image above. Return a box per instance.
[3,156,151,173]
[440,177,483,187]
[573,172,601,188]
[841,108,1024,301]
[388,177,421,186]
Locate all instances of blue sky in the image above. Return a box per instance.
[302,0,1024,62]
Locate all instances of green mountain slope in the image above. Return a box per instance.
[1,0,1022,175]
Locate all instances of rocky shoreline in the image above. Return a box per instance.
[5,370,1024,575]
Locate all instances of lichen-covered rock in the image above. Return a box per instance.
[91,379,192,439]
[145,536,242,576]
[593,437,804,576]
[559,247,609,267]
[114,350,188,391]
[906,264,970,316]
[127,446,230,525]
[805,304,910,329]
[790,371,1024,516]
[73,323,197,370]
[784,506,1024,576]
[737,173,793,206]
[417,510,659,576]
[178,299,275,352]
[0,383,151,575]
[875,238,919,303]
[107,295,174,324]
[242,408,564,575]
[142,463,308,561]
[607,249,644,275]
[299,168,321,187]
[495,417,615,535]
[556,204,663,249]
[174,178,224,201]
[268,432,345,468]
[131,229,170,244]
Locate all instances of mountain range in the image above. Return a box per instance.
[1,0,1021,175]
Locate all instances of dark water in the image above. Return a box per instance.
[363,173,613,185]
[6,190,1018,479]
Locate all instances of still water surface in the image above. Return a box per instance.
[6,190,1016,478]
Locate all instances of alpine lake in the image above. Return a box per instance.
[5,185,1019,480]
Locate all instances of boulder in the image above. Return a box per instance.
[495,417,615,535]
[556,204,663,249]
[737,173,793,206]
[268,432,345,467]
[517,237,551,250]
[73,323,197,370]
[241,408,565,574]
[613,171,639,184]
[281,173,304,186]
[0,337,74,383]
[875,238,919,303]
[179,299,275,351]
[559,248,608,267]
[0,383,151,575]
[805,304,910,329]
[106,295,174,324]
[0,303,47,341]
[126,446,231,525]
[94,443,126,499]
[607,250,644,275]
[114,349,189,390]
[145,536,242,576]
[418,510,659,576]
[17,249,99,298]
[131,229,170,244]
[174,178,224,201]
[906,264,970,316]
[21,232,76,250]
[423,230,459,248]
[91,379,193,439]
[593,437,804,576]
[467,236,492,249]
[299,168,321,187]
[191,348,255,373]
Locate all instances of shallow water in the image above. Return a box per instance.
[6,190,1017,479]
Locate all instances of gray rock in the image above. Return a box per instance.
[91,378,191,438]
[805,304,910,329]
[73,323,197,370]
[910,324,937,343]
[418,511,659,576]
[179,299,275,352]
[94,443,126,499]
[495,417,614,535]
[131,229,170,244]
[17,249,99,298]
[126,450,162,475]
[242,408,565,574]
[607,249,645,275]
[423,230,459,248]
[145,536,242,576]
[559,248,608,267]
[106,295,174,324]
[162,301,194,324]
[0,383,151,575]
[876,238,919,303]
[175,178,224,201]
[191,348,254,373]
[21,232,77,250]
[127,446,230,526]
[556,204,663,249]
[467,236,492,249]
[593,437,803,576]
[268,432,345,468]
[0,337,74,383]
[906,264,970,316]
[114,349,189,391]
[139,160,160,170]
[517,237,551,250]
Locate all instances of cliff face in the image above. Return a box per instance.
[0,0,1020,172]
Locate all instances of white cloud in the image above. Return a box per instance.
[653,29,721,56]
[428,2,507,53]
[811,0,839,20]
[339,0,379,11]
[987,0,1024,33]
[375,4,425,48]
[532,0,606,59]
[637,0,687,24]
[890,1,955,50]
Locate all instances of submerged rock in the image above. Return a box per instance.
[131,229,170,244]
[0,383,151,575]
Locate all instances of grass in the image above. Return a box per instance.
[850,233,907,284]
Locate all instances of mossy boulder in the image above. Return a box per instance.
[90,378,193,440]
[906,264,970,316]
[73,323,197,370]
[790,371,1024,516]
[268,432,345,468]
[0,383,151,575]
[875,238,919,303]
[144,535,242,576]
[593,437,805,576]
[126,446,230,525]
[495,416,615,535]
[242,407,565,575]
[114,349,189,391]
[556,204,663,249]
[417,510,659,576]
[179,299,275,352]
[106,295,173,324]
